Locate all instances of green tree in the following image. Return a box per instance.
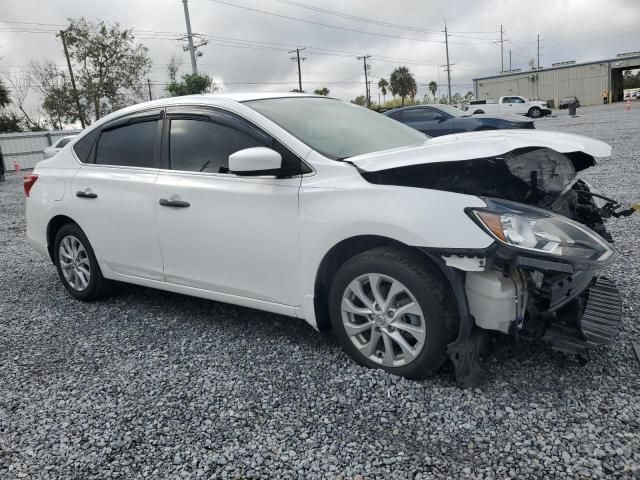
[0,77,9,108]
[63,17,152,121]
[623,69,640,89]
[29,61,81,129]
[389,67,417,106]
[313,87,330,96]
[377,78,389,103]
[428,80,438,99]
[351,95,366,106]
[167,73,214,96]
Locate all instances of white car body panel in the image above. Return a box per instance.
[155,170,302,305]
[25,93,612,333]
[349,129,612,172]
[71,165,165,280]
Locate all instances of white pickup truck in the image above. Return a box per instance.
[465,96,551,118]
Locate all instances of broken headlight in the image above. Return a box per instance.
[468,199,614,262]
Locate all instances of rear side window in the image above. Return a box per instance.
[169,119,263,173]
[95,121,158,168]
[403,109,433,122]
[73,129,100,163]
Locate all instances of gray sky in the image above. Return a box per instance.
[1,0,639,111]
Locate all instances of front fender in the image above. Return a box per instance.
[298,174,494,325]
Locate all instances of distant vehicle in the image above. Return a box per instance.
[559,97,580,109]
[465,96,551,118]
[43,136,76,159]
[384,105,534,137]
[633,92,640,100]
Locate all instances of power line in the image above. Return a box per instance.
[206,0,494,45]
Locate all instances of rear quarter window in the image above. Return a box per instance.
[72,130,100,163]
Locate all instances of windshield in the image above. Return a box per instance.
[434,105,466,118]
[245,97,428,159]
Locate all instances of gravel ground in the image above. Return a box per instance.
[1,103,639,479]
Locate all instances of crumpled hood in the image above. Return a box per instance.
[349,129,612,172]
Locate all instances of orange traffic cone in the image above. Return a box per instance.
[13,160,20,173]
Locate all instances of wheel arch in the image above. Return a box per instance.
[312,235,450,333]
[46,214,78,262]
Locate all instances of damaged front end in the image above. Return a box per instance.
[357,140,637,386]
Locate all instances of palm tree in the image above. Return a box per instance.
[377,78,389,103]
[389,67,417,106]
[428,81,438,101]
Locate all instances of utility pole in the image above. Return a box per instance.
[147,79,153,101]
[500,24,504,72]
[537,34,540,70]
[357,55,371,107]
[444,23,452,105]
[289,48,306,92]
[509,50,512,71]
[182,0,198,74]
[59,29,85,128]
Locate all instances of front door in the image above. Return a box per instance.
[71,111,164,280]
[154,108,303,306]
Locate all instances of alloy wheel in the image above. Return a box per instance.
[340,273,426,367]
[58,235,91,291]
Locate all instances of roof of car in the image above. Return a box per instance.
[201,91,319,102]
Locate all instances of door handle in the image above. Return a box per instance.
[159,198,190,208]
[76,190,98,199]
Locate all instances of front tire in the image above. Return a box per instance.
[528,107,542,118]
[54,223,111,301]
[329,247,457,379]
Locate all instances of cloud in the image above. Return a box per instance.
[1,0,638,111]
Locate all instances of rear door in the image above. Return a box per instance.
[154,107,305,305]
[71,109,165,280]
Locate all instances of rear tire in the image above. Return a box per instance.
[54,223,112,301]
[329,247,457,379]
[528,107,542,118]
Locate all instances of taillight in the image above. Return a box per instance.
[23,174,38,197]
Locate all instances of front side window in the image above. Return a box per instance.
[169,119,263,173]
[95,121,157,168]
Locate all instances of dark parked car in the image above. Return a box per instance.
[384,105,535,137]
[559,96,580,109]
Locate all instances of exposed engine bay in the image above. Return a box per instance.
[359,147,637,386]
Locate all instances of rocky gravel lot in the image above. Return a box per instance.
[1,103,639,479]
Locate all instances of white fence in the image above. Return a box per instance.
[0,129,82,172]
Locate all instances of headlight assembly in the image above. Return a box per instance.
[468,199,614,262]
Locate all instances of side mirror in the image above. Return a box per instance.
[228,147,282,176]
[434,115,446,122]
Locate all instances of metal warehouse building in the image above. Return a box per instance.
[473,53,640,107]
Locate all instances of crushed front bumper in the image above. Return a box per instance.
[542,276,622,354]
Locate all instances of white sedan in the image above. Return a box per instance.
[43,135,76,159]
[25,93,627,385]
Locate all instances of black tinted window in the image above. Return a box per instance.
[169,119,263,173]
[95,121,157,167]
[403,109,434,122]
[57,137,72,148]
[73,129,100,163]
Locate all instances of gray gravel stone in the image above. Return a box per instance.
[0,103,639,479]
